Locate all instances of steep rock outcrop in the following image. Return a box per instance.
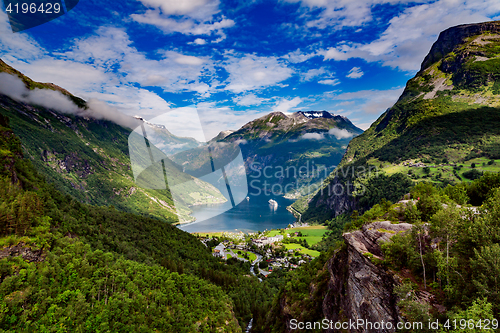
[420,21,500,71]
[0,243,45,263]
[322,221,412,333]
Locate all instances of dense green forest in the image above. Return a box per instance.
[379,176,500,329]
[0,113,282,331]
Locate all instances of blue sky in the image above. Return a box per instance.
[1,0,500,137]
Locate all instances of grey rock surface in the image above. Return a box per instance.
[322,221,412,333]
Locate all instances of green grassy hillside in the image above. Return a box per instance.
[0,113,241,331]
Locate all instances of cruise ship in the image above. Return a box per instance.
[268,199,278,209]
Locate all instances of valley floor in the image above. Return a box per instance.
[193,225,328,279]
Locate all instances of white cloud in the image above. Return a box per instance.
[192,38,207,45]
[273,97,302,113]
[323,43,356,61]
[146,104,278,147]
[282,48,318,63]
[224,54,293,93]
[301,132,324,140]
[131,10,235,36]
[346,67,363,78]
[331,87,404,114]
[328,127,354,139]
[196,104,266,140]
[82,86,172,120]
[0,11,44,62]
[320,0,500,71]
[234,139,247,145]
[283,0,420,30]
[3,27,178,120]
[174,55,205,65]
[301,68,327,82]
[338,101,354,106]
[0,73,140,129]
[318,78,340,86]
[9,58,110,93]
[61,27,216,96]
[233,93,267,106]
[136,0,220,19]
[353,122,372,130]
[131,0,234,37]
[9,62,172,120]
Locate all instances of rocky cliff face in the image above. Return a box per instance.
[420,21,500,72]
[322,221,412,333]
[268,220,413,333]
[0,242,45,263]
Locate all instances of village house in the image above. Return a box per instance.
[213,243,226,258]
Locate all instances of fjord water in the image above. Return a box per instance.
[178,194,296,233]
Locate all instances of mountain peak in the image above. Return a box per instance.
[230,110,362,144]
[296,111,334,119]
[398,21,500,103]
[212,130,235,141]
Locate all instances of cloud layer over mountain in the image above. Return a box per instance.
[0,73,141,129]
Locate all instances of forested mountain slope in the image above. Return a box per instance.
[342,21,500,165]
[294,21,500,223]
[0,59,225,223]
[268,175,500,332]
[0,113,277,331]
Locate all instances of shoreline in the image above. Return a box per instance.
[188,197,228,207]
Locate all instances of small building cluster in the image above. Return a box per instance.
[402,161,426,167]
[263,255,312,272]
[220,231,245,240]
[252,234,284,247]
